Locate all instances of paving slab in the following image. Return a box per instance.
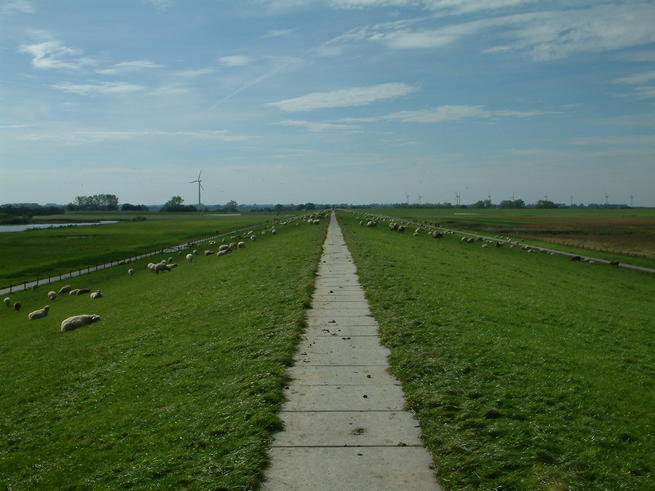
[295,336,390,365]
[273,411,423,447]
[263,447,437,491]
[282,384,407,411]
[286,365,400,386]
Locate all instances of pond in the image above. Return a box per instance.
[0,221,119,233]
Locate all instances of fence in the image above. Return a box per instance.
[0,223,271,296]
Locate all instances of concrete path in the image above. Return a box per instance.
[263,213,440,490]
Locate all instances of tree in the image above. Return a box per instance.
[536,200,557,209]
[224,200,238,212]
[69,194,119,211]
[162,196,196,212]
[472,199,493,209]
[121,203,148,211]
[500,199,525,209]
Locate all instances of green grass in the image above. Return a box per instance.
[339,212,655,490]
[0,220,326,489]
[0,212,285,286]
[361,207,655,267]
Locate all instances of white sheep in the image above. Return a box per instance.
[271,227,277,235]
[90,291,103,299]
[28,305,49,320]
[60,314,101,332]
[237,241,246,248]
[3,297,11,307]
[128,268,135,276]
[185,253,193,263]
[250,235,257,241]
[217,250,227,256]
[47,291,57,301]
[219,244,229,252]
[58,285,72,294]
[204,250,214,256]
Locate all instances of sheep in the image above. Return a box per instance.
[398,225,405,232]
[58,285,72,295]
[60,314,101,332]
[237,241,246,248]
[271,227,277,235]
[14,302,22,311]
[167,256,174,263]
[185,253,193,263]
[28,305,49,320]
[128,268,135,276]
[432,232,443,239]
[90,291,103,299]
[217,250,228,256]
[204,250,214,256]
[481,243,489,248]
[70,288,90,295]
[192,249,198,255]
[153,262,171,274]
[366,220,377,227]
[47,291,57,301]
[250,235,257,241]
[219,244,229,252]
[3,297,11,307]
[69,289,81,295]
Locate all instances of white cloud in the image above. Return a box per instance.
[175,67,217,77]
[18,40,95,70]
[269,83,417,112]
[1,0,34,14]
[264,28,293,38]
[218,55,254,67]
[360,3,655,61]
[277,119,361,131]
[339,104,552,123]
[51,82,145,95]
[570,135,655,146]
[96,60,163,75]
[17,129,247,144]
[633,86,655,99]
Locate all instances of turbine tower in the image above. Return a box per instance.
[190,170,203,210]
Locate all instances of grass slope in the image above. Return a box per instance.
[0,214,277,286]
[339,212,654,490]
[0,221,326,489]
[364,208,655,268]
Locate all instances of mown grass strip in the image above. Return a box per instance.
[338,212,654,490]
[0,220,326,489]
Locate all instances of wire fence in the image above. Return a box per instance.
[0,223,271,296]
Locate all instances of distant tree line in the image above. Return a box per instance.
[66,194,119,211]
[0,204,63,224]
[161,196,197,212]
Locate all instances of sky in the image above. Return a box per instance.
[1,0,655,206]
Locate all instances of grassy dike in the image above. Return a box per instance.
[337,212,654,490]
[0,214,276,286]
[0,220,326,489]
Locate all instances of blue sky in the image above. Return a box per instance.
[1,0,655,206]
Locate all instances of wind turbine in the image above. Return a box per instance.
[190,170,203,210]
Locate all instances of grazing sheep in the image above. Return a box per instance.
[153,262,170,274]
[481,243,489,248]
[185,253,193,263]
[217,250,228,256]
[14,302,22,311]
[47,291,57,301]
[90,291,103,299]
[237,241,246,248]
[3,297,11,307]
[58,285,72,295]
[28,305,49,320]
[60,314,101,332]
[204,250,214,256]
[271,227,277,235]
[219,244,229,252]
[366,220,377,227]
[192,249,198,255]
[398,225,405,232]
[432,231,443,239]
[250,235,257,241]
[128,268,135,276]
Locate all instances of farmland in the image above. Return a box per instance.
[0,218,327,489]
[368,208,655,269]
[339,211,655,489]
[0,212,281,287]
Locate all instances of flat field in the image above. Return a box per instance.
[0,219,326,489]
[339,211,654,489]
[366,208,655,268]
[0,212,280,286]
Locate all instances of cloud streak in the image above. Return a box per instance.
[19,40,95,70]
[52,82,146,95]
[269,83,417,112]
[277,119,361,132]
[218,55,254,67]
[97,60,163,75]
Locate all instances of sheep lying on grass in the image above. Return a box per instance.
[60,314,101,332]
[28,305,49,320]
[237,241,246,248]
[90,291,103,299]
[47,291,57,301]
[3,297,11,307]
[58,285,72,294]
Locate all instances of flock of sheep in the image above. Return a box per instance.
[354,213,615,265]
[3,214,325,333]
